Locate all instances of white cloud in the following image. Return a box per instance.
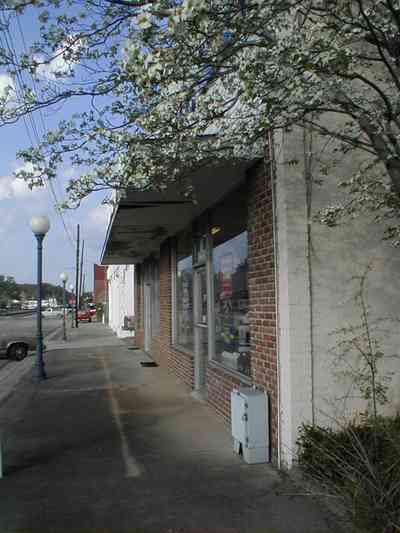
[0,73,14,95]
[0,176,13,200]
[87,204,112,228]
[36,53,72,80]
[0,163,46,201]
[36,37,84,80]
[0,208,16,237]
[11,177,39,198]
[0,73,16,105]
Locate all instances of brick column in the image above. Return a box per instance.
[248,162,278,463]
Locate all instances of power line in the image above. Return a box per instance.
[2,13,104,281]
[15,14,75,232]
[12,16,76,248]
[1,12,76,249]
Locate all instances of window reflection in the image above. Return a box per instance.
[176,232,194,352]
[213,231,250,376]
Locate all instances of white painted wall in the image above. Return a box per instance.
[107,265,135,338]
[310,143,400,424]
[275,127,400,468]
[275,128,313,468]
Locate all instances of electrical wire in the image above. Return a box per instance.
[1,11,76,249]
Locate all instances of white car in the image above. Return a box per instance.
[41,307,63,319]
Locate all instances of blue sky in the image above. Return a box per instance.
[0,9,112,290]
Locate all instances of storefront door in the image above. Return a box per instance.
[194,266,208,392]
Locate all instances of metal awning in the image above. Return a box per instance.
[101,160,255,265]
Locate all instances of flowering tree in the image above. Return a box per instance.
[1,0,400,238]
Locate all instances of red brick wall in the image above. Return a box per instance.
[149,241,173,369]
[203,162,278,462]
[206,364,248,425]
[247,162,278,462]
[134,263,144,347]
[94,264,107,304]
[135,241,195,389]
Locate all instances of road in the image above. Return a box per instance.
[0,314,62,368]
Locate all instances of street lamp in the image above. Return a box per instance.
[30,215,50,381]
[60,272,68,341]
[69,284,75,328]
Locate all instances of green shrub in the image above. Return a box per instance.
[297,416,400,533]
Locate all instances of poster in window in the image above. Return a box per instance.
[220,253,233,299]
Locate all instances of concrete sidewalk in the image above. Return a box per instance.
[0,323,344,533]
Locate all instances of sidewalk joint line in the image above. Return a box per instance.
[100,355,142,478]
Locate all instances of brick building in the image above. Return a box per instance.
[93,264,108,305]
[101,135,400,468]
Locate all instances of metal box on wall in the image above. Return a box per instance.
[231,387,269,464]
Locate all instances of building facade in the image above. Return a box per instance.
[93,264,108,305]
[107,264,135,338]
[133,164,281,458]
[101,132,400,468]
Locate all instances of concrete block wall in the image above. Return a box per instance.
[274,128,314,468]
[307,129,400,423]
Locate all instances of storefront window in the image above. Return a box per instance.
[193,214,209,266]
[212,183,250,376]
[176,231,194,352]
[195,267,207,325]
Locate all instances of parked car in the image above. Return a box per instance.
[77,309,92,323]
[41,307,63,319]
[0,335,37,361]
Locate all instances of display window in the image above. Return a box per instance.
[211,183,250,376]
[213,231,250,376]
[176,230,194,352]
[173,182,250,376]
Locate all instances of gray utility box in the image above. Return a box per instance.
[231,387,269,464]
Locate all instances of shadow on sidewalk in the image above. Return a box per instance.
[0,323,345,533]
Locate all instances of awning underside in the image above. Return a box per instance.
[101,160,254,265]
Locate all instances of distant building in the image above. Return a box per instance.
[42,298,57,308]
[107,265,135,338]
[94,264,107,304]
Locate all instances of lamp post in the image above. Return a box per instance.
[60,272,68,341]
[69,284,75,328]
[30,215,50,381]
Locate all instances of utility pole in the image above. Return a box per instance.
[82,273,86,306]
[79,240,85,307]
[75,224,80,328]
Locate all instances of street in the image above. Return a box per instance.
[0,314,63,369]
[0,314,62,340]
[0,313,64,406]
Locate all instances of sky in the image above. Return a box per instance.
[0,8,112,291]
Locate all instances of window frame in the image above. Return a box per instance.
[171,183,250,377]
[174,231,195,354]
